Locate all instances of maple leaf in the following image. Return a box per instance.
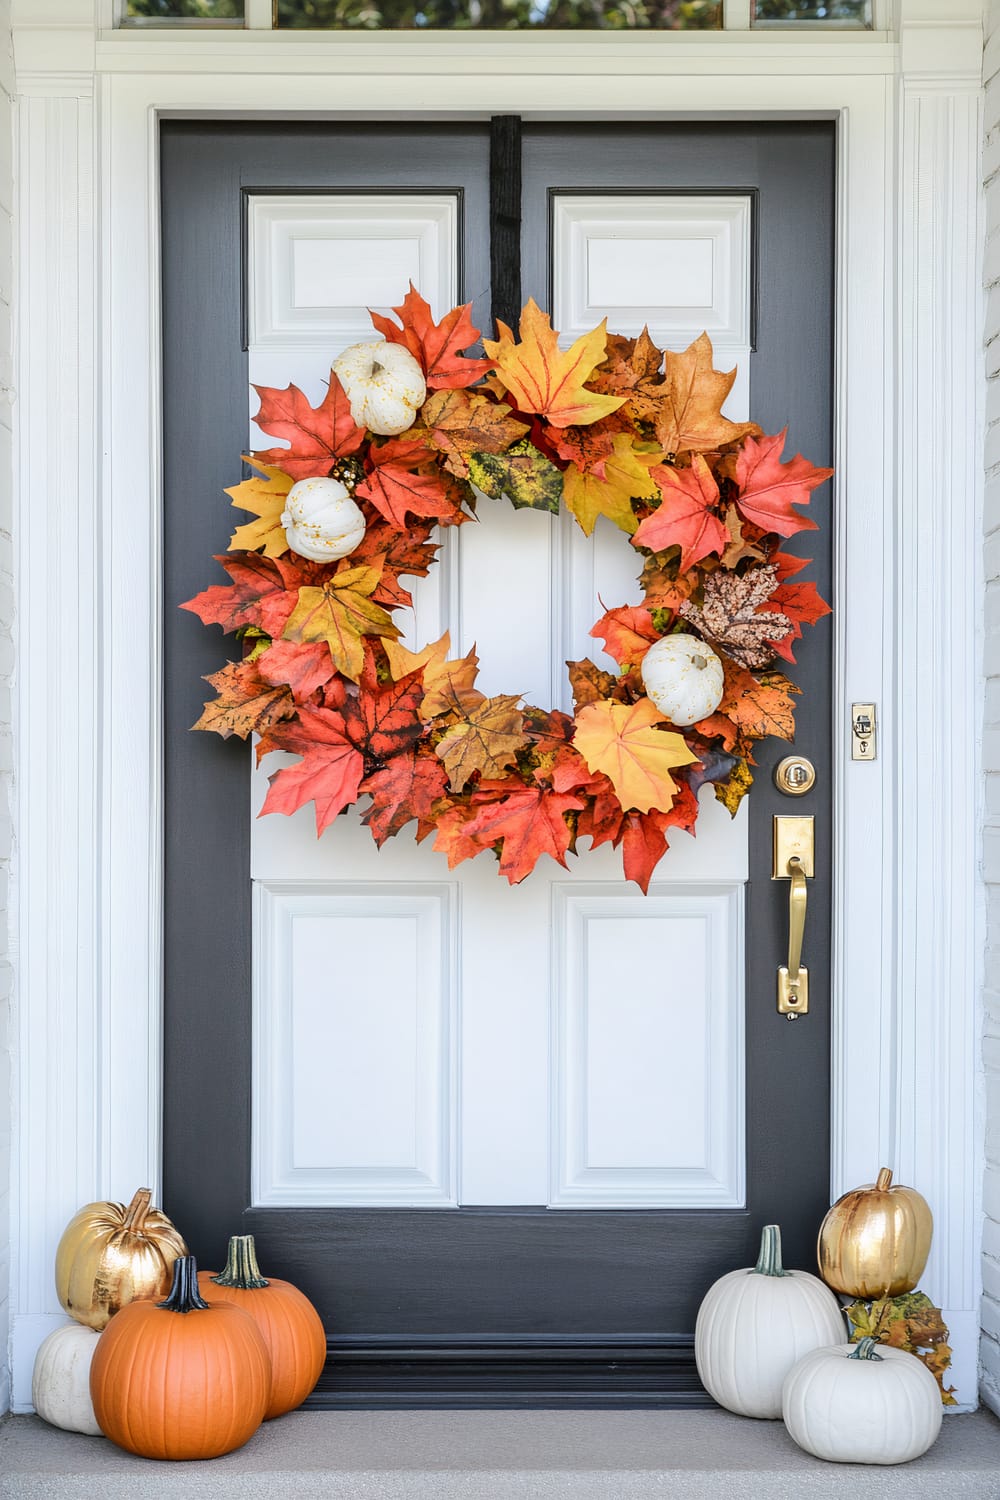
[619,784,700,893]
[562,435,661,536]
[590,605,660,669]
[251,373,365,481]
[459,782,585,884]
[360,748,449,846]
[549,413,632,473]
[845,1293,957,1406]
[631,333,758,457]
[734,429,832,537]
[357,446,465,532]
[256,639,334,703]
[420,389,528,478]
[632,455,729,571]
[281,563,399,683]
[714,757,754,815]
[420,646,482,721]
[259,705,365,835]
[567,658,627,712]
[521,705,575,757]
[343,668,425,767]
[383,631,453,685]
[192,659,294,740]
[638,559,698,617]
[369,284,494,390]
[468,439,563,514]
[680,564,791,670]
[180,553,287,635]
[719,506,766,569]
[573,697,698,814]
[434,694,530,791]
[226,458,293,557]
[482,299,626,428]
[716,659,801,743]
[588,328,665,394]
[351,518,439,609]
[761,578,832,662]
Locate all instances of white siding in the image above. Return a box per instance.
[984,0,1000,1421]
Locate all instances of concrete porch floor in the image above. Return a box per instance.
[1,1409,998,1499]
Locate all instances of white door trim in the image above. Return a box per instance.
[9,4,986,1407]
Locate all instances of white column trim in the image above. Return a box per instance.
[5,19,986,1410]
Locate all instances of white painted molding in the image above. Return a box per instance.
[252,882,458,1208]
[4,20,985,1409]
[550,884,745,1209]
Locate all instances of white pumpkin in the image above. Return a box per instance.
[332,340,426,436]
[280,477,366,563]
[640,634,724,727]
[782,1338,943,1464]
[32,1323,103,1435]
[695,1224,846,1419]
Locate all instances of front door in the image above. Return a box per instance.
[162,119,834,1405]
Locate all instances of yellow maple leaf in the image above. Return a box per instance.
[483,300,626,430]
[383,631,454,685]
[435,694,530,791]
[226,457,292,557]
[562,434,662,536]
[634,333,759,458]
[572,697,697,814]
[282,564,398,683]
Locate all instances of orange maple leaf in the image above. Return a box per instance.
[369,284,494,390]
[483,299,626,429]
[734,428,832,537]
[572,697,698,814]
[192,660,294,740]
[632,454,729,571]
[632,333,758,457]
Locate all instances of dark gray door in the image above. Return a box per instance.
[161,119,834,1406]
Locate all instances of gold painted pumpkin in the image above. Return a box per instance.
[55,1187,188,1330]
[817,1167,932,1298]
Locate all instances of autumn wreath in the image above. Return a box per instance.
[183,288,831,890]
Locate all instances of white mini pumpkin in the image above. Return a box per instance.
[332,340,426,436]
[280,477,366,563]
[695,1224,846,1419]
[640,634,724,727]
[782,1337,943,1464]
[32,1322,102,1435]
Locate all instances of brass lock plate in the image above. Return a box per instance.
[772,815,815,878]
[777,965,809,1017]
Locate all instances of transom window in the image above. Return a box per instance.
[121,0,874,28]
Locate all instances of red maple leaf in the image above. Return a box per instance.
[352,517,439,610]
[619,783,699,892]
[343,668,426,767]
[760,579,831,662]
[771,549,810,582]
[590,605,660,669]
[251,374,365,481]
[734,429,831,538]
[357,441,466,531]
[632,455,729,571]
[180,553,287,634]
[360,749,449,846]
[369,284,494,390]
[256,639,335,703]
[461,782,585,884]
[259,705,365,835]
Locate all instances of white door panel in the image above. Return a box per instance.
[249,191,752,1208]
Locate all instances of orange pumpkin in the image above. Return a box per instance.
[90,1254,271,1460]
[817,1167,933,1298]
[199,1235,325,1419]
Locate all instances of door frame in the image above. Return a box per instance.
[9,3,985,1407]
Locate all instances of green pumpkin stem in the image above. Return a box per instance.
[121,1187,152,1234]
[754,1224,789,1277]
[157,1255,210,1313]
[848,1336,884,1361]
[211,1234,269,1291]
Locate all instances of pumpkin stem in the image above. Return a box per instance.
[212,1234,270,1290]
[848,1336,884,1361]
[121,1187,152,1234]
[754,1224,788,1277]
[157,1255,210,1314]
[876,1167,894,1192]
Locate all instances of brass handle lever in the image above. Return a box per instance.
[777,854,809,1018]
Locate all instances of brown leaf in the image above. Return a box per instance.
[192,659,294,740]
[680,563,791,670]
[421,389,528,478]
[434,694,530,791]
[630,334,759,457]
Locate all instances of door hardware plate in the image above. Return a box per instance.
[772,815,815,878]
[851,702,877,760]
[777,965,809,1017]
[773,755,816,796]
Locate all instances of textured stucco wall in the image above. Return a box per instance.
[984,0,1000,1420]
[0,0,11,1420]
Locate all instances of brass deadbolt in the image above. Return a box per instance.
[773,755,816,796]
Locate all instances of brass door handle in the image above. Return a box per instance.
[777,855,809,1019]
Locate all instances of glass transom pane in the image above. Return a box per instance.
[752,0,871,23]
[125,0,244,17]
[275,0,721,27]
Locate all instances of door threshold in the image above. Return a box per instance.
[2,1410,997,1499]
